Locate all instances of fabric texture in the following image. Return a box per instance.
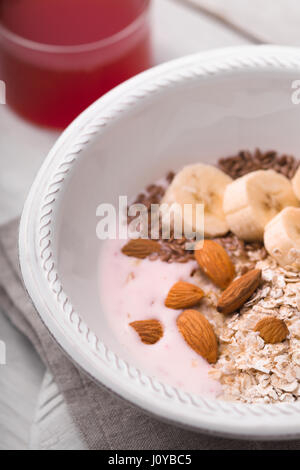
[0,218,299,450]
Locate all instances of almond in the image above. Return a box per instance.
[217,269,261,315]
[121,239,161,259]
[255,317,289,344]
[165,281,204,309]
[177,309,218,363]
[194,240,235,289]
[129,319,163,345]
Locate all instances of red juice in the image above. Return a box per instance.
[0,0,152,128]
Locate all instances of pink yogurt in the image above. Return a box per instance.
[99,238,221,398]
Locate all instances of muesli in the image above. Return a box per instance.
[99,150,300,403]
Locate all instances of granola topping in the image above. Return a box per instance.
[208,249,300,404]
[112,150,300,404]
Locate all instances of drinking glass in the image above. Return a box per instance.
[0,0,152,128]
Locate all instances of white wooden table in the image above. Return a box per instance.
[1,0,294,450]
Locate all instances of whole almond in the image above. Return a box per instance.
[217,269,261,315]
[122,239,161,259]
[130,319,163,345]
[255,317,289,344]
[177,309,218,363]
[165,281,204,309]
[194,240,235,289]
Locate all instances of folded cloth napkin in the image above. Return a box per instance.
[0,219,299,450]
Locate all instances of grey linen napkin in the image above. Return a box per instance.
[1,219,299,450]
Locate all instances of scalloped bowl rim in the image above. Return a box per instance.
[19,45,300,440]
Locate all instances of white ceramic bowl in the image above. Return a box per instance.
[20,46,300,440]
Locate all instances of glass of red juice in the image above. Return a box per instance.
[0,0,152,129]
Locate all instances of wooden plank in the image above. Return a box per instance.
[0,312,45,450]
[153,0,250,64]
[180,0,300,45]
[0,106,58,225]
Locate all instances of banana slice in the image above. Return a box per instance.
[264,207,300,269]
[223,170,299,241]
[161,163,232,238]
[292,166,300,200]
